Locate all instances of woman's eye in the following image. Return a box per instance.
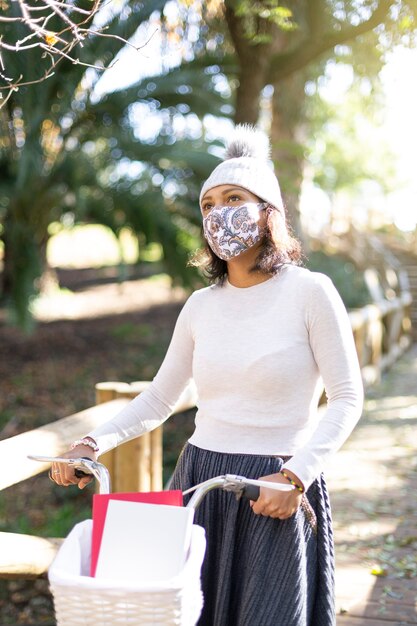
[228,195,240,202]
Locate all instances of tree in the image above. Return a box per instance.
[0,1,232,328]
[220,0,417,235]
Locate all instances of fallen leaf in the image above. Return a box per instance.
[371,565,388,577]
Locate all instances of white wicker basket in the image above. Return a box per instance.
[49,520,206,626]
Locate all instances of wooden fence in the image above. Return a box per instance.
[349,289,412,385]
[0,385,197,578]
[0,262,413,579]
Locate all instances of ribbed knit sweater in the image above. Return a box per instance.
[88,265,364,489]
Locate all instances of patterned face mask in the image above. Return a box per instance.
[202,202,269,261]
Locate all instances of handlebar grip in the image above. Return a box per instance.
[74,457,95,479]
[74,468,89,478]
[242,484,260,501]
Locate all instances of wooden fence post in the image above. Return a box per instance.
[95,382,163,493]
[95,382,129,492]
[150,427,163,491]
[352,318,365,368]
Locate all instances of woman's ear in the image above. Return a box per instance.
[267,207,290,247]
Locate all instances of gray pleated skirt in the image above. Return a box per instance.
[170,443,335,626]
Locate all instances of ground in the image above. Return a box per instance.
[329,344,417,624]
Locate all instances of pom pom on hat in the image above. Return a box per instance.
[225,124,271,160]
[199,124,283,211]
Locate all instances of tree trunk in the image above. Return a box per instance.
[38,236,59,296]
[234,65,266,125]
[1,202,44,330]
[223,3,307,245]
[270,73,307,246]
[1,214,15,303]
[224,3,274,125]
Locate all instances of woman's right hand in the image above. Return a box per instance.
[50,445,97,489]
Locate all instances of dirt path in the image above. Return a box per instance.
[328,344,417,624]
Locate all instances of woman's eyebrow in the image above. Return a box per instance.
[202,186,244,203]
[220,186,244,195]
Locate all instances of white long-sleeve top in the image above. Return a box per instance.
[88,265,364,490]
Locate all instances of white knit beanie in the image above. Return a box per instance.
[199,124,284,211]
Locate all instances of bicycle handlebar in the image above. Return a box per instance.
[28,456,294,505]
[27,455,111,494]
[183,474,294,509]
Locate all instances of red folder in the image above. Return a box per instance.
[90,491,183,577]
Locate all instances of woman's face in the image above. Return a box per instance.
[200,185,268,229]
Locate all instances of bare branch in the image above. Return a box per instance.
[0,16,28,22]
[43,0,85,44]
[21,4,54,11]
[39,41,118,71]
[0,0,150,105]
[0,83,17,108]
[35,2,94,17]
[88,26,159,53]
[0,40,42,51]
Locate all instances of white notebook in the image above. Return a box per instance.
[95,500,194,583]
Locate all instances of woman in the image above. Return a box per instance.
[52,125,363,626]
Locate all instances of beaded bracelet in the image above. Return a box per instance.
[280,470,304,493]
[70,438,99,453]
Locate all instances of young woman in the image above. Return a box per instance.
[51,125,363,626]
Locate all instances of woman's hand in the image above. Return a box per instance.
[250,471,304,519]
[50,445,97,490]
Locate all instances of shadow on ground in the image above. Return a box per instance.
[328,344,417,625]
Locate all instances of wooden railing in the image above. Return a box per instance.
[311,228,414,384]
[0,384,197,578]
[349,290,412,386]
[0,247,413,578]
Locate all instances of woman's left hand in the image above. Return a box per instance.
[250,471,303,519]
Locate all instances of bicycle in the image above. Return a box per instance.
[29,454,294,626]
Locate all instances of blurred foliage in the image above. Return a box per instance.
[306,80,398,196]
[233,1,297,42]
[305,249,372,309]
[0,0,234,329]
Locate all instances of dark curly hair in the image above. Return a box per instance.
[189,207,303,285]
